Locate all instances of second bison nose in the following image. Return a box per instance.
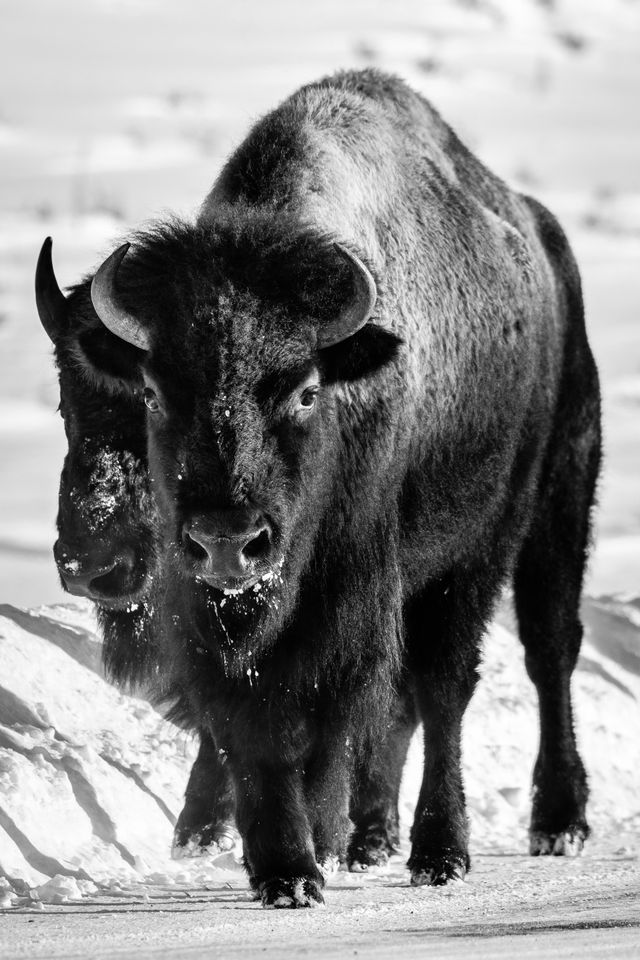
[59,562,119,599]
[183,509,272,579]
[54,540,136,600]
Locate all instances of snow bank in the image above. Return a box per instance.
[0,596,638,907]
[0,601,238,900]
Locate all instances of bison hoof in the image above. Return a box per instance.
[171,825,239,860]
[317,855,340,879]
[348,849,390,873]
[347,829,395,873]
[409,854,468,887]
[529,826,587,858]
[259,877,324,909]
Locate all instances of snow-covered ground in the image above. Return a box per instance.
[0,0,639,954]
[0,595,638,955]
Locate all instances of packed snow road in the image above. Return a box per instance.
[1,850,638,960]
[0,598,639,957]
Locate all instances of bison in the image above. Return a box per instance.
[35,240,388,863]
[35,243,238,855]
[52,68,601,907]
[35,239,158,682]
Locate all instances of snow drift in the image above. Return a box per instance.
[0,596,638,906]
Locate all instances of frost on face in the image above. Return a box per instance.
[74,446,132,532]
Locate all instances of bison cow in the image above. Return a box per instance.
[62,68,601,907]
[36,241,239,856]
[35,239,158,683]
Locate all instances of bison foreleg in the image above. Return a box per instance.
[231,756,325,908]
[407,696,473,885]
[171,729,237,859]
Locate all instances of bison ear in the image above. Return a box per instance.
[75,326,144,388]
[321,324,403,383]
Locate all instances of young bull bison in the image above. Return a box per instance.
[36,242,410,864]
[40,68,601,906]
[35,242,406,863]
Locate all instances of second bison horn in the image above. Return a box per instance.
[91,243,150,351]
[35,237,68,343]
[317,244,378,348]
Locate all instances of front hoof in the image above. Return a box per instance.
[409,853,468,887]
[171,824,239,860]
[529,825,587,858]
[259,877,324,909]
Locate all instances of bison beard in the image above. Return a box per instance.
[40,69,600,908]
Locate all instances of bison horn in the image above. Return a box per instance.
[318,244,377,348]
[91,243,150,351]
[35,237,68,343]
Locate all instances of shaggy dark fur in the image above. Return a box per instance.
[37,268,238,856]
[74,69,600,906]
[36,271,158,684]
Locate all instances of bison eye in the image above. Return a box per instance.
[294,387,318,417]
[143,387,160,412]
[292,385,318,418]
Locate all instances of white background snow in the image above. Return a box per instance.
[0,0,638,955]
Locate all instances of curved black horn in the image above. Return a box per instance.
[317,244,377,348]
[35,237,67,343]
[91,243,150,351]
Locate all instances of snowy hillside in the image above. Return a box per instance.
[0,596,637,908]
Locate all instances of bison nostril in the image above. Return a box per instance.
[184,530,209,562]
[242,528,271,561]
[183,512,273,580]
[87,563,119,593]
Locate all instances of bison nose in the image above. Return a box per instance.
[183,510,272,579]
[54,540,135,600]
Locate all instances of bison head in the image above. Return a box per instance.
[87,212,401,612]
[36,238,158,609]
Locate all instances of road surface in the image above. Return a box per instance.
[2,850,638,959]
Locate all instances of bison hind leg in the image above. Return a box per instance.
[514,347,600,857]
[529,824,588,858]
[347,682,418,873]
[525,751,590,858]
[348,821,397,873]
[515,195,601,857]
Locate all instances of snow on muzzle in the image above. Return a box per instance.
[181,507,274,590]
[53,539,146,604]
